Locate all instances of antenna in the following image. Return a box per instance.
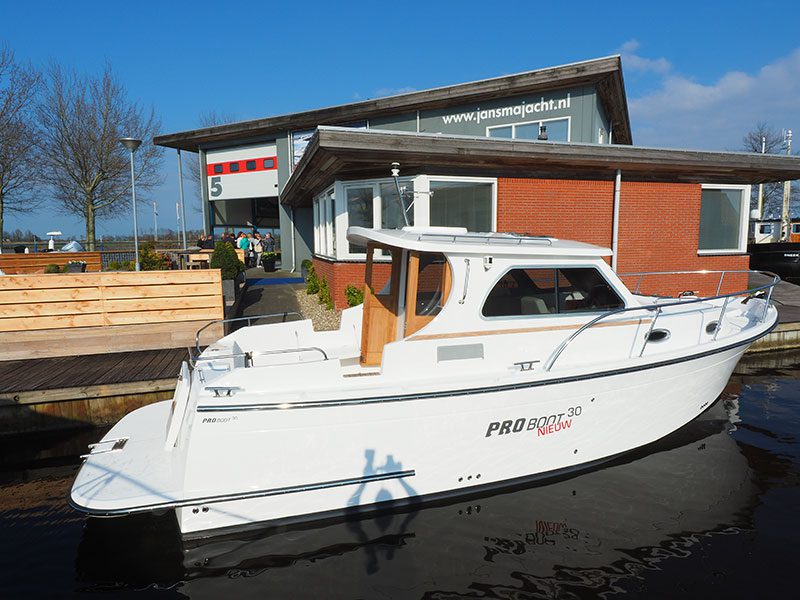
[390,162,410,227]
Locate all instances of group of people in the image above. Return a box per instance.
[196,230,276,269]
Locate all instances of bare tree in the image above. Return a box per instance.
[742,122,796,219]
[184,110,237,214]
[0,46,40,242]
[36,63,162,249]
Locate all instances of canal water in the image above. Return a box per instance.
[2,351,799,599]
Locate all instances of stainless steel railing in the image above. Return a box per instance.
[194,311,303,354]
[542,269,780,372]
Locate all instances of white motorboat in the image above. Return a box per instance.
[70,226,779,537]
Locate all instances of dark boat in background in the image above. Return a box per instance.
[748,242,800,284]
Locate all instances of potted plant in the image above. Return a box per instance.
[210,241,245,302]
[261,251,278,272]
[65,260,87,273]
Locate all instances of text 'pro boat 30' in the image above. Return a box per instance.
[71,227,779,536]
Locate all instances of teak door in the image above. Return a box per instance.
[360,244,403,366]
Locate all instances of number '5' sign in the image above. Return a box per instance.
[210,176,223,198]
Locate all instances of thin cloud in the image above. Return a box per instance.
[629,48,800,150]
[618,39,671,74]
[374,86,416,98]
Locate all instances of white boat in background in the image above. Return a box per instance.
[70,226,779,537]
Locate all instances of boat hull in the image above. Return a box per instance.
[173,342,747,536]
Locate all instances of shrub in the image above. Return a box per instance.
[139,241,166,271]
[106,260,121,271]
[121,260,135,271]
[210,241,245,280]
[44,263,61,274]
[344,284,364,307]
[318,277,333,310]
[301,258,313,277]
[305,263,320,294]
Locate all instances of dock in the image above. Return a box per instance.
[748,273,800,352]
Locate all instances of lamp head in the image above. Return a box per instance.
[119,137,142,152]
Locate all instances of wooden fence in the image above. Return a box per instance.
[0,252,103,274]
[0,270,225,360]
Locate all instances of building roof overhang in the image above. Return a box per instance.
[154,56,631,151]
[280,126,800,207]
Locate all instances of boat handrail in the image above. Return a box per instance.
[413,232,554,246]
[194,311,303,354]
[191,346,329,369]
[543,269,780,372]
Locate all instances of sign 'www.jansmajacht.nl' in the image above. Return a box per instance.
[441,93,571,126]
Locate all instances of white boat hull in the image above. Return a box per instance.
[113,342,746,535]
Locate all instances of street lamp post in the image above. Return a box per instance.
[120,137,142,271]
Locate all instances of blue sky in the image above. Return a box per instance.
[2,0,800,237]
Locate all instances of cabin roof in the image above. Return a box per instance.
[347,227,612,257]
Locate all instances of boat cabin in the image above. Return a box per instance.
[352,226,630,367]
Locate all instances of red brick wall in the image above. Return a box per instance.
[315,177,750,307]
[497,178,749,296]
[312,257,391,310]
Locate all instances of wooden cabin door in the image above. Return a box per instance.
[360,244,403,366]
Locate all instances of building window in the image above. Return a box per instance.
[792,223,800,234]
[229,162,240,173]
[263,158,275,169]
[487,117,570,142]
[482,268,623,318]
[314,176,496,259]
[213,164,223,174]
[759,223,773,234]
[246,160,256,171]
[698,185,750,253]
[346,186,374,254]
[313,188,336,257]
[430,180,493,232]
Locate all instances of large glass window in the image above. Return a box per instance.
[380,181,415,229]
[314,176,497,259]
[346,186,373,254]
[487,117,569,142]
[482,268,623,318]
[430,180,493,232]
[698,186,748,252]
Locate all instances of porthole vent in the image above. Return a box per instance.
[646,329,670,343]
[706,321,719,334]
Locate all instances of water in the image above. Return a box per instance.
[2,352,799,599]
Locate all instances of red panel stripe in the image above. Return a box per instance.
[206,156,278,176]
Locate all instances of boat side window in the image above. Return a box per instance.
[482,267,623,317]
[556,268,623,313]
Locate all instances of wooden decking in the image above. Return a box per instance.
[0,348,185,395]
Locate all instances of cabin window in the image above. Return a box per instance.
[698,185,749,253]
[482,267,623,318]
[487,116,570,142]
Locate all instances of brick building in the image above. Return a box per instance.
[155,56,800,309]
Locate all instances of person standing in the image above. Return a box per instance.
[252,232,264,269]
[263,232,276,253]
[237,232,251,267]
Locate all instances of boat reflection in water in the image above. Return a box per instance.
[75,395,761,598]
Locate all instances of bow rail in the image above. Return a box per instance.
[543,269,779,372]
